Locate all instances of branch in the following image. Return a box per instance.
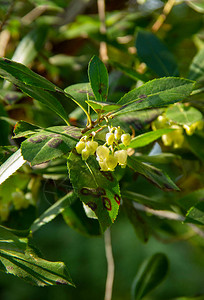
[132,202,204,239]
[152,0,176,32]
[104,228,115,300]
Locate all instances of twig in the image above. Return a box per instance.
[132,202,204,239]
[104,228,114,300]
[97,0,108,62]
[152,0,176,32]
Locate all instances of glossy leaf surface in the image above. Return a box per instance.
[67,152,121,232]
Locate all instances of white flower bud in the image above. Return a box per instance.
[106,132,115,145]
[114,127,122,140]
[96,145,109,160]
[81,148,90,160]
[114,150,127,165]
[86,141,98,155]
[99,159,109,171]
[76,141,86,154]
[121,133,131,146]
[106,155,118,171]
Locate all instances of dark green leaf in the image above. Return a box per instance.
[131,253,169,300]
[88,55,109,102]
[0,58,69,124]
[21,126,81,165]
[185,201,204,225]
[188,48,204,81]
[166,104,203,125]
[185,133,204,161]
[31,192,77,233]
[123,199,151,243]
[0,89,23,104]
[0,102,9,145]
[136,30,179,77]
[13,121,42,139]
[177,188,204,211]
[63,199,101,236]
[127,156,179,191]
[0,226,74,287]
[114,78,195,116]
[64,82,95,111]
[0,146,17,165]
[86,100,121,114]
[67,151,121,232]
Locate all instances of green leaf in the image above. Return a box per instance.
[185,201,204,225]
[86,100,121,114]
[114,77,195,116]
[88,55,109,102]
[185,133,204,161]
[64,82,95,111]
[0,102,9,145]
[166,104,203,125]
[0,226,74,287]
[177,188,204,211]
[127,156,179,191]
[131,253,169,300]
[187,0,204,13]
[13,121,42,139]
[109,60,148,82]
[21,126,81,165]
[0,146,17,165]
[120,128,174,149]
[0,58,69,124]
[136,30,179,77]
[63,199,101,236]
[188,48,204,81]
[67,151,121,232]
[31,192,77,233]
[123,199,151,243]
[0,149,25,185]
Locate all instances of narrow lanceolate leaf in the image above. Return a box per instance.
[86,100,121,114]
[114,78,195,116]
[0,149,26,185]
[67,152,121,232]
[166,104,203,125]
[120,128,174,149]
[187,0,204,13]
[185,134,204,161]
[131,253,169,300]
[127,156,179,191]
[31,191,77,233]
[21,126,81,165]
[188,48,204,81]
[88,55,109,102]
[136,30,179,77]
[0,58,69,124]
[0,226,74,287]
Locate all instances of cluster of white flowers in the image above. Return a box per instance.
[76,126,131,171]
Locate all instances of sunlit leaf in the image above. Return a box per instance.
[88,55,109,102]
[21,126,81,165]
[67,151,121,232]
[166,104,202,125]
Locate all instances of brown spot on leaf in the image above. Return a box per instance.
[80,187,94,196]
[114,194,121,205]
[29,135,47,144]
[47,138,63,148]
[139,94,147,99]
[101,171,114,182]
[87,201,97,211]
[96,187,106,196]
[102,197,112,211]
[163,183,174,191]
